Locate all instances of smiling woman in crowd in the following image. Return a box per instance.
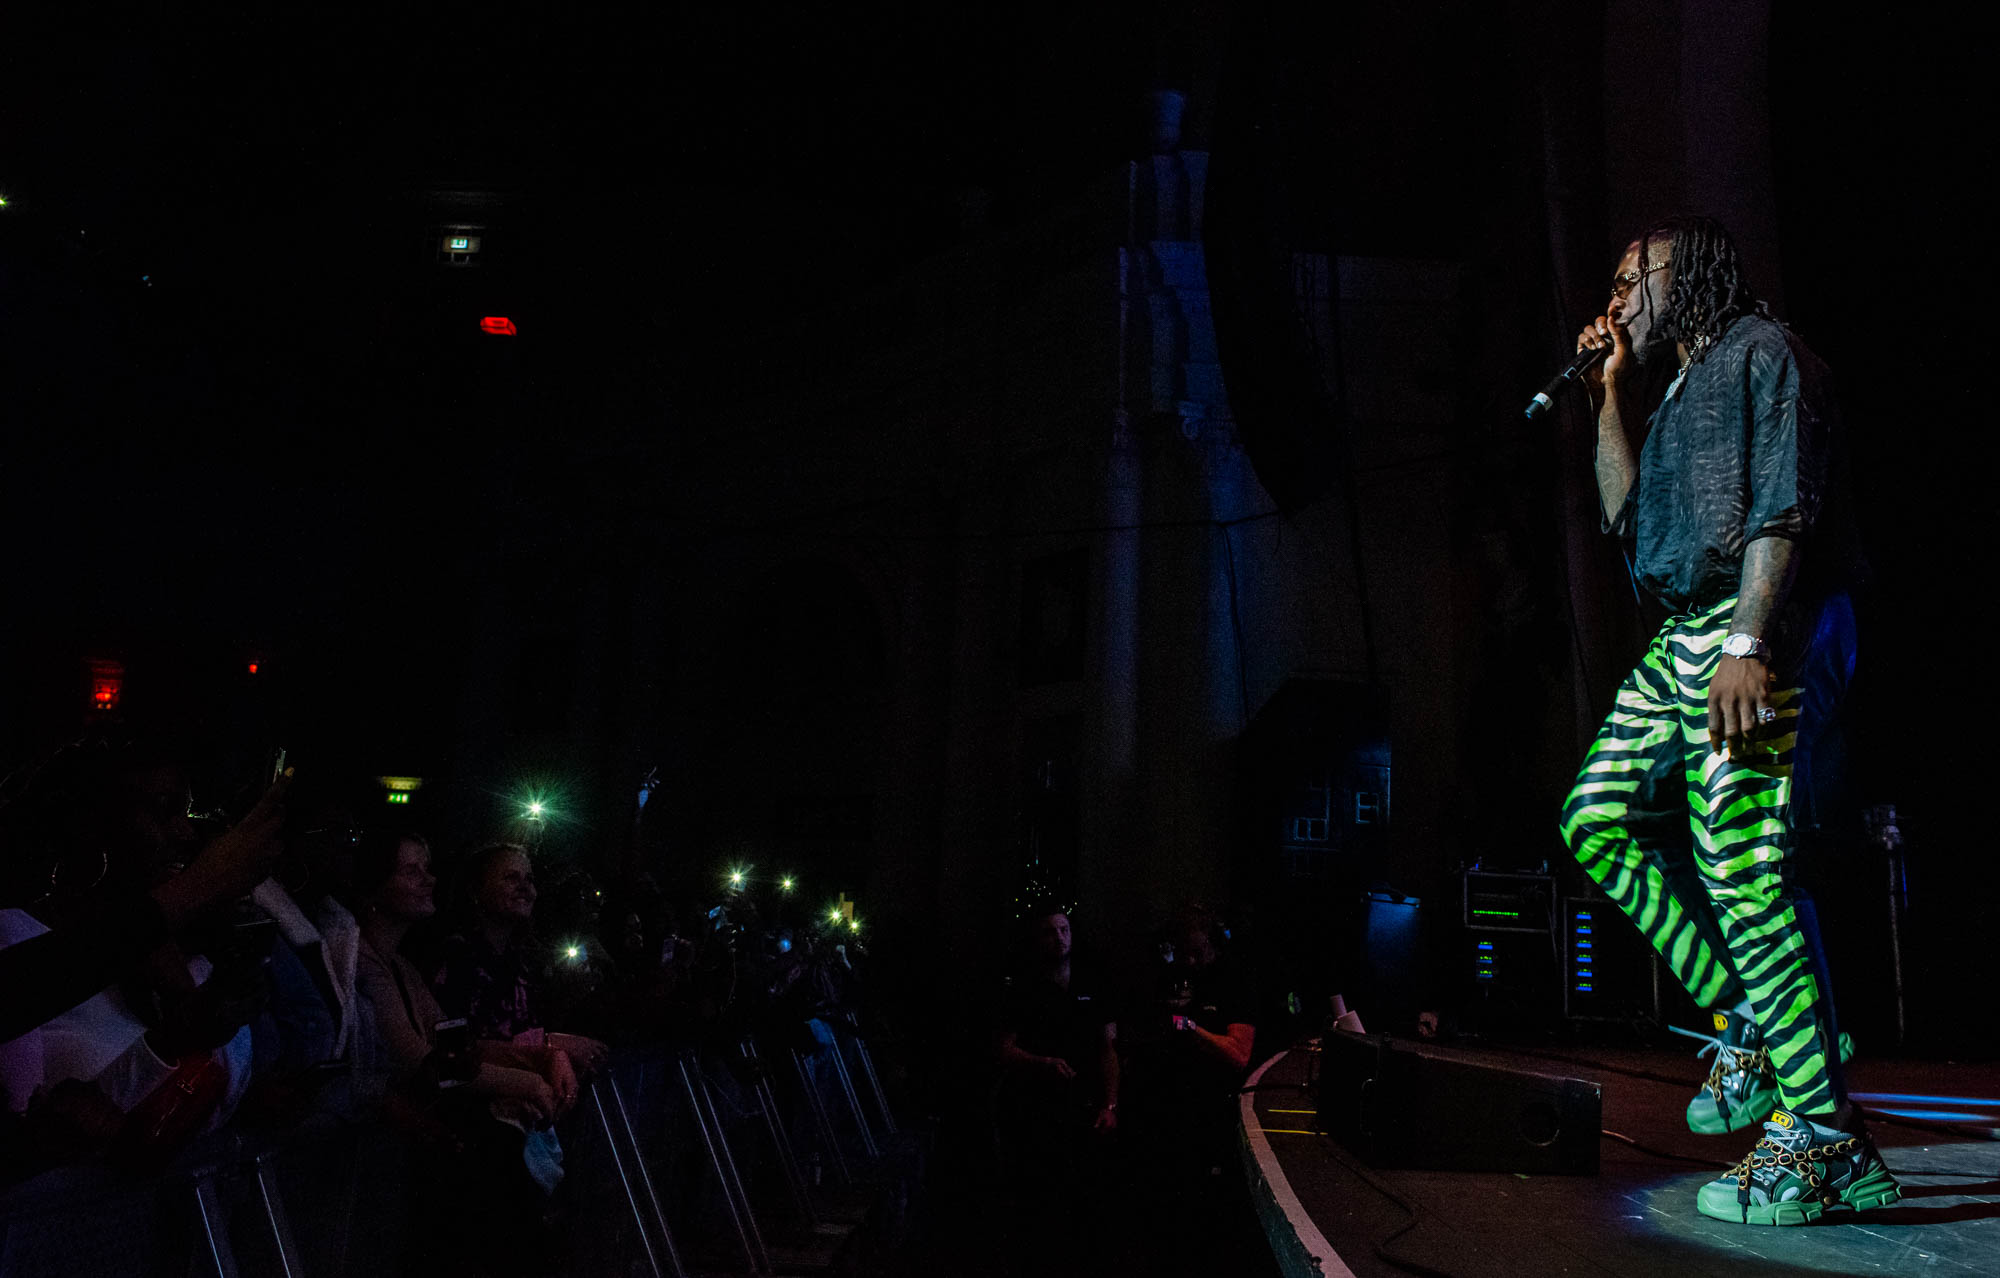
[348,831,576,1277]
[429,842,608,1083]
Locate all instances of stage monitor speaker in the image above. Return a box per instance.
[1315,1031,1599,1175]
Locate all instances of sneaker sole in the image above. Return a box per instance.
[1695,1167,1903,1225]
[1834,1167,1903,1214]
[1696,1195,1824,1226]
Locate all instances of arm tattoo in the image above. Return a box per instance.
[1595,394,1638,525]
[1734,536,1799,640]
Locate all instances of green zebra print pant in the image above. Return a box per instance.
[1560,597,1842,1117]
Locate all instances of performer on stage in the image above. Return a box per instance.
[1558,216,1899,1225]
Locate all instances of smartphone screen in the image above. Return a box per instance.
[433,1018,474,1086]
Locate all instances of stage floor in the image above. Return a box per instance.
[1242,1038,2000,1278]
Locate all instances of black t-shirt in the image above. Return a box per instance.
[1128,959,1258,1153]
[1151,960,1257,1103]
[997,971,1111,1078]
[1181,964,1254,1042]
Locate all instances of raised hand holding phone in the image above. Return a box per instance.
[155,771,292,926]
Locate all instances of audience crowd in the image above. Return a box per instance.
[1,734,1282,1276]
[0,736,875,1276]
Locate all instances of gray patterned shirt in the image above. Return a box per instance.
[1605,314,1844,616]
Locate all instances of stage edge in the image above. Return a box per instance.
[1238,1047,1358,1278]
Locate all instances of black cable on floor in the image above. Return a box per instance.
[1240,1051,1466,1278]
[1298,1129,1464,1278]
[1600,1128,1731,1168]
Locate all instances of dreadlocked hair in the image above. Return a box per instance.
[1639,215,1774,363]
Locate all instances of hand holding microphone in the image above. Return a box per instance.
[1523,315,1631,419]
[1574,313,1632,393]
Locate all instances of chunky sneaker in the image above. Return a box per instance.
[1695,1107,1902,1226]
[1674,1009,1777,1134]
[1675,1011,1856,1135]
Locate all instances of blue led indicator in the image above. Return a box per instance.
[1576,912,1592,920]
[1575,983,1594,991]
[1576,926,1592,934]
[1476,942,1494,951]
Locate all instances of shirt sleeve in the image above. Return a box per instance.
[87,1029,181,1112]
[355,948,434,1074]
[0,894,172,1045]
[1743,336,1823,545]
[263,935,338,1071]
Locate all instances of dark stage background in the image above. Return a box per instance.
[1,3,1982,1052]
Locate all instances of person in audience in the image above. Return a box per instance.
[348,830,569,1277]
[0,742,286,1046]
[430,843,608,1082]
[348,831,563,1117]
[0,741,286,1172]
[246,786,365,1075]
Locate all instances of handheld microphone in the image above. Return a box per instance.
[1523,344,1609,420]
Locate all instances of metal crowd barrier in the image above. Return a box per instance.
[0,1018,900,1278]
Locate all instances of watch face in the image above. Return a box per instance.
[1723,635,1756,657]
